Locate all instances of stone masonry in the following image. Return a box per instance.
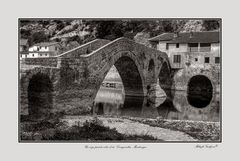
[20,38,172,117]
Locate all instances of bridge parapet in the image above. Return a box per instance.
[81,37,168,60]
[57,39,110,58]
[80,37,170,79]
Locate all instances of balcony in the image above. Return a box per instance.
[188,43,212,52]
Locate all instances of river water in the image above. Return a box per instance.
[93,66,220,122]
[94,86,220,122]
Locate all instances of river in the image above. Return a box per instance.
[93,86,220,122]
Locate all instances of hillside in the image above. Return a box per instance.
[20,19,220,52]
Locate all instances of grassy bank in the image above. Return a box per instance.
[20,117,157,141]
[124,117,220,141]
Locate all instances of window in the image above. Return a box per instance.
[55,46,57,50]
[176,43,179,48]
[200,43,211,52]
[45,54,47,56]
[40,54,42,56]
[205,57,210,63]
[195,58,198,62]
[173,55,181,63]
[32,54,34,57]
[166,43,169,50]
[215,57,220,64]
[188,43,198,52]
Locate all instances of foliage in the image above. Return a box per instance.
[202,20,220,31]
[20,117,157,141]
[19,19,220,49]
[29,31,49,45]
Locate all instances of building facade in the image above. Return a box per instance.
[21,42,61,58]
[149,31,220,93]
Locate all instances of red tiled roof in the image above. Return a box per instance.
[149,31,219,43]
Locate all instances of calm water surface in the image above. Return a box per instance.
[94,86,220,122]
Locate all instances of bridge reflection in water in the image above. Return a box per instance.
[93,86,220,122]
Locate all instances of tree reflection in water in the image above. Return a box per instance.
[94,87,220,122]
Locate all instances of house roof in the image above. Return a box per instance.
[20,39,28,46]
[149,31,220,43]
[33,42,59,47]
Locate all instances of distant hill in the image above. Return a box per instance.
[20,19,220,52]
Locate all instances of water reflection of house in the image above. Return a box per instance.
[101,65,124,90]
[102,81,123,89]
[94,87,124,116]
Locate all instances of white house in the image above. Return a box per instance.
[148,31,220,68]
[26,42,61,58]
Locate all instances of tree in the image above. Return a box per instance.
[202,20,220,31]
[95,21,116,39]
[30,31,48,45]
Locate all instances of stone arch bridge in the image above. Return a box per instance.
[20,37,175,117]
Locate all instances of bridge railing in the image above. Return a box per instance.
[80,37,169,59]
[57,39,110,58]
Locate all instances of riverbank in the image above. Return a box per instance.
[20,117,157,141]
[123,116,220,141]
[20,115,216,141]
[61,116,196,141]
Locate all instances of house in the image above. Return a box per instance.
[148,31,220,69]
[27,42,61,58]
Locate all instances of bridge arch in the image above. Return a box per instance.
[155,59,175,118]
[187,74,213,108]
[20,67,59,117]
[28,72,53,118]
[20,37,171,116]
[88,50,145,116]
[148,59,155,72]
[158,60,172,90]
[94,50,145,108]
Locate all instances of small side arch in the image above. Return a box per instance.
[158,61,172,90]
[20,67,57,118]
[187,75,213,108]
[148,59,155,72]
[28,72,53,118]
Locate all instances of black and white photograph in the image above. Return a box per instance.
[19,18,221,142]
[2,0,240,160]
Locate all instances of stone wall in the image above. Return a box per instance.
[20,37,172,117]
[172,51,220,93]
[22,57,58,67]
